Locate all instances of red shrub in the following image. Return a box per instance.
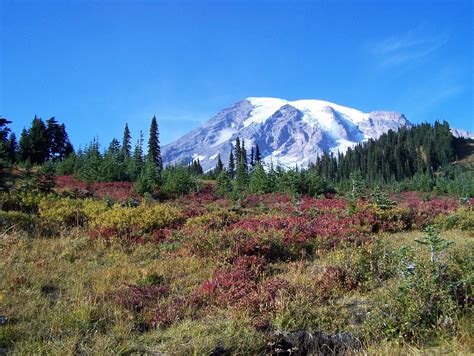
[110,284,171,312]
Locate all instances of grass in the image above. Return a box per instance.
[1,227,472,354]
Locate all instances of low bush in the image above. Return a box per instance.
[38,197,109,228]
[435,207,474,231]
[91,203,184,236]
[0,211,36,232]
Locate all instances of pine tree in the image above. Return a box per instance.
[18,128,31,162]
[147,116,163,173]
[248,161,269,193]
[128,131,144,181]
[215,154,224,176]
[101,138,124,181]
[134,159,158,195]
[121,123,132,158]
[7,133,17,164]
[161,165,197,196]
[228,150,235,178]
[216,170,232,196]
[28,116,49,164]
[235,138,248,189]
[78,139,103,183]
[307,169,329,197]
[35,161,56,193]
[0,117,11,189]
[255,144,261,162]
[45,118,73,161]
[250,147,255,168]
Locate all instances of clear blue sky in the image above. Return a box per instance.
[1,0,472,149]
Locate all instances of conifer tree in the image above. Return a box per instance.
[8,133,17,164]
[248,161,269,193]
[101,138,124,181]
[235,138,248,189]
[128,131,144,181]
[216,169,232,196]
[44,118,73,161]
[228,150,235,178]
[250,147,255,168]
[121,123,132,158]
[215,154,224,176]
[134,159,158,195]
[28,116,49,164]
[0,117,11,189]
[147,116,163,173]
[255,144,261,162]
[18,129,31,163]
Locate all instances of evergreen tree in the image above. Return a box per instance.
[147,116,163,173]
[161,165,197,196]
[228,150,235,178]
[101,138,124,181]
[248,161,269,193]
[28,116,49,164]
[255,144,261,162]
[35,161,56,193]
[128,131,144,181]
[235,138,248,189]
[55,152,76,176]
[307,169,329,197]
[121,123,132,158]
[77,139,103,183]
[250,147,255,168]
[215,154,224,176]
[7,133,17,164]
[18,128,31,163]
[0,117,11,189]
[189,159,203,175]
[134,159,158,195]
[46,117,73,161]
[215,170,232,196]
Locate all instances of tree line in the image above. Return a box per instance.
[213,121,473,197]
[0,115,472,197]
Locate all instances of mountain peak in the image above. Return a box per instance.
[162,97,411,171]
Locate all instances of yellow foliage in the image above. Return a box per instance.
[38,198,108,227]
[92,203,184,232]
[435,207,474,231]
[184,210,239,230]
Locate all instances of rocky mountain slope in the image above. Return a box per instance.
[162,97,414,171]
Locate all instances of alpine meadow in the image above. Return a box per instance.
[1,0,473,355]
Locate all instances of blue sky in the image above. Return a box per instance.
[1,0,472,149]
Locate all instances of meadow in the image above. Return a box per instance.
[0,179,473,354]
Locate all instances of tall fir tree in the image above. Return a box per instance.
[250,147,255,168]
[147,116,163,173]
[248,161,269,194]
[128,131,144,181]
[121,123,132,158]
[28,116,49,164]
[228,150,235,178]
[0,117,12,188]
[215,154,224,176]
[8,132,17,164]
[235,138,249,190]
[18,129,31,163]
[255,144,261,162]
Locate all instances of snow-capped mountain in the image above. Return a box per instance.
[450,128,474,140]
[162,97,412,171]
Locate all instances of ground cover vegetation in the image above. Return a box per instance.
[0,115,472,354]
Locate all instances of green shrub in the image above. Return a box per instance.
[435,208,474,231]
[0,210,36,232]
